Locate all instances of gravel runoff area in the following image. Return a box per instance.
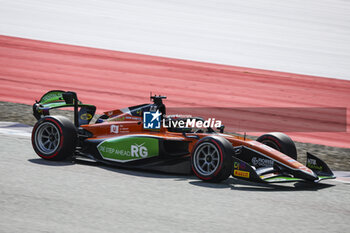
[1,101,349,171]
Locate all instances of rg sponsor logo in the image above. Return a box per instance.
[130,143,148,158]
[99,143,149,158]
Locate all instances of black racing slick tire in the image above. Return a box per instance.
[191,136,234,183]
[256,132,297,160]
[32,116,77,161]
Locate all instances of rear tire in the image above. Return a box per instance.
[191,136,234,183]
[32,116,77,161]
[256,132,297,160]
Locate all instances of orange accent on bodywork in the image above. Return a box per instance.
[104,109,123,117]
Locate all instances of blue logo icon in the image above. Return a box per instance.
[143,110,161,129]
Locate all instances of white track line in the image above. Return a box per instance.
[0,122,32,138]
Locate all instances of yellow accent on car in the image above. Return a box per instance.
[233,169,250,178]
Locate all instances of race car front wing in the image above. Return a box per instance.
[231,146,335,183]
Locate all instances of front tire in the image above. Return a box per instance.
[256,132,297,160]
[191,136,234,183]
[32,116,77,161]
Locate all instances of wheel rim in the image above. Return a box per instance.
[35,122,61,155]
[193,142,220,176]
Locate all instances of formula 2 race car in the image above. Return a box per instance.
[31,90,335,183]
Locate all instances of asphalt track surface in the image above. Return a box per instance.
[0,35,350,148]
[0,127,349,233]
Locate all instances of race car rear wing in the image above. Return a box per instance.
[33,90,96,127]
